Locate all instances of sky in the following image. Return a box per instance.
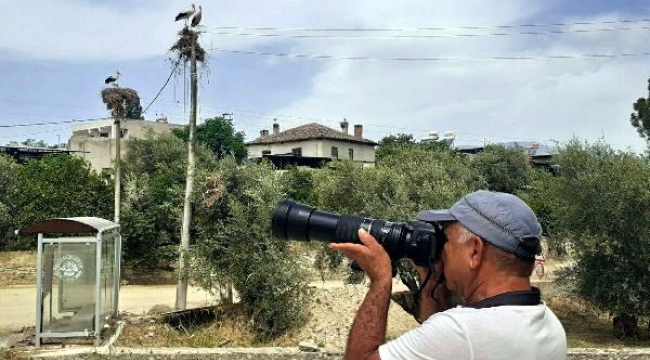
[0,0,649,152]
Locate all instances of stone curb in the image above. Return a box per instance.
[25,347,650,359]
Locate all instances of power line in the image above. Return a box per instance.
[209,48,650,62]
[207,26,650,39]
[0,126,71,139]
[209,18,650,32]
[0,118,103,128]
[142,61,181,114]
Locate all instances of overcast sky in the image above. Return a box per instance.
[1,0,649,152]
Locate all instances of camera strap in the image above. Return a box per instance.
[463,287,541,309]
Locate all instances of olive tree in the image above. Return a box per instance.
[0,155,19,250]
[553,140,650,317]
[191,158,309,339]
[120,132,216,268]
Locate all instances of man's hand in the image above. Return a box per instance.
[330,229,392,284]
[411,260,450,321]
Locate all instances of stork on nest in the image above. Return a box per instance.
[105,71,120,87]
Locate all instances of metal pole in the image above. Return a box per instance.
[94,232,102,346]
[114,117,121,224]
[176,27,198,310]
[35,234,44,348]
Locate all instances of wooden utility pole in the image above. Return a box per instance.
[176,28,198,310]
[114,116,121,224]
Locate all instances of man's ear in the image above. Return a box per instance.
[467,235,485,270]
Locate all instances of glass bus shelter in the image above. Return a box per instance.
[21,217,121,347]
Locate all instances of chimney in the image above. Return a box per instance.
[273,120,280,135]
[156,116,168,124]
[340,119,349,134]
[260,129,269,138]
[354,124,363,138]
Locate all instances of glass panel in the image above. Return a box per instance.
[101,235,116,319]
[41,241,96,334]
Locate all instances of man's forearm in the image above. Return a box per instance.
[344,279,392,360]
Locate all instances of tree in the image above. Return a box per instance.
[120,132,216,268]
[0,155,19,251]
[471,144,533,194]
[8,155,112,250]
[375,133,416,162]
[173,116,248,162]
[192,158,308,339]
[552,140,650,318]
[630,78,650,140]
[20,139,48,148]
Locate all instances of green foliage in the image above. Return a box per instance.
[173,116,248,162]
[551,140,650,315]
[7,155,112,250]
[471,144,532,194]
[120,132,216,268]
[0,156,19,250]
[192,158,308,339]
[630,78,650,141]
[375,133,416,162]
[20,139,49,148]
[279,166,316,204]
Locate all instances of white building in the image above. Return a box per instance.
[245,121,377,168]
[68,117,183,173]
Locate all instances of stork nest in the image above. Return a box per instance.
[101,87,141,118]
[169,27,206,63]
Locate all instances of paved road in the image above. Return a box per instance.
[0,285,215,330]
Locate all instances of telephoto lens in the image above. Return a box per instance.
[271,199,445,266]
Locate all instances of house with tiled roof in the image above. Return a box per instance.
[245,120,377,168]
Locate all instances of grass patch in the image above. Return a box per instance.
[116,305,304,348]
[547,296,650,348]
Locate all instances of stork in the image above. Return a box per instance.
[104,71,120,87]
[191,5,202,27]
[175,4,195,24]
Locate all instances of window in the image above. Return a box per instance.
[262,150,271,156]
[331,146,339,159]
[349,148,354,160]
[291,147,302,156]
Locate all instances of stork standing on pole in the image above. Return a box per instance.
[191,5,202,27]
[105,71,120,87]
[175,4,195,25]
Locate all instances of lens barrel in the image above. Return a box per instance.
[272,199,442,266]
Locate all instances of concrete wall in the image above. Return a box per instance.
[247,139,376,164]
[68,119,183,173]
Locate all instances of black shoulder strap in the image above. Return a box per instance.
[464,287,541,309]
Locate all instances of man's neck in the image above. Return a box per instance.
[463,275,532,304]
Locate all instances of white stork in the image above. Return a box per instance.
[175,4,195,24]
[104,71,120,87]
[191,5,202,27]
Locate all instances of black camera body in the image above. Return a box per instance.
[272,200,446,267]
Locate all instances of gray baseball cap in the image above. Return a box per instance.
[416,190,543,259]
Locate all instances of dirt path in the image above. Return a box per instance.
[0,285,216,330]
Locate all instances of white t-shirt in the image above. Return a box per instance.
[379,303,567,360]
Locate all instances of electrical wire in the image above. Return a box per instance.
[209,48,650,62]
[207,26,650,39]
[0,118,103,128]
[142,61,181,114]
[208,18,650,32]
